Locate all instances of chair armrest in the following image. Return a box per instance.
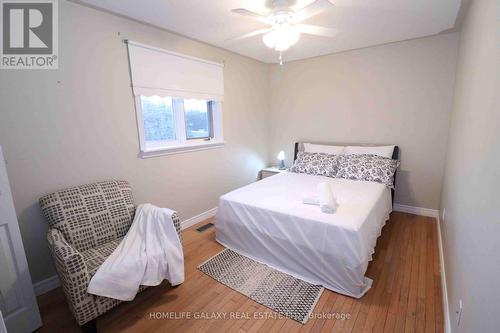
[47,229,96,325]
[47,229,86,271]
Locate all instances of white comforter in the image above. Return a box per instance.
[215,172,391,298]
[88,204,184,301]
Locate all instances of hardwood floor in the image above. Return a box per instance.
[35,212,443,333]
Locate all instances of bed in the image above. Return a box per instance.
[215,142,399,298]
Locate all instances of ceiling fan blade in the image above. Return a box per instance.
[228,28,271,42]
[293,0,334,22]
[297,24,337,37]
[231,8,269,23]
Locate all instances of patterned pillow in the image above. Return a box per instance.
[289,152,342,177]
[335,154,400,188]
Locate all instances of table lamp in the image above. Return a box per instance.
[277,151,286,170]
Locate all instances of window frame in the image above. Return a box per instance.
[134,96,224,158]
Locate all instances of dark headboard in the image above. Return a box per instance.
[293,142,400,203]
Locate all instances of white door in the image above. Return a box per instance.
[0,146,42,333]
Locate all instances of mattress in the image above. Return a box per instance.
[215,172,392,298]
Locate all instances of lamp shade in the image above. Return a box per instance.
[277,151,285,161]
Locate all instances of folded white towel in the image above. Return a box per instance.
[317,182,338,214]
[302,196,320,206]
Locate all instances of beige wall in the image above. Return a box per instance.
[0,1,270,283]
[440,1,500,332]
[269,33,459,209]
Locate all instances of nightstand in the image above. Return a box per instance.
[259,166,288,180]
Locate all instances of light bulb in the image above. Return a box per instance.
[262,31,276,48]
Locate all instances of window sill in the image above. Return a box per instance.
[139,141,225,158]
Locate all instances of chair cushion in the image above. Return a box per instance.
[39,180,136,252]
[81,238,123,277]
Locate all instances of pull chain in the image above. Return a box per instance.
[279,51,283,66]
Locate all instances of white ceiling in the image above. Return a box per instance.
[77,0,461,63]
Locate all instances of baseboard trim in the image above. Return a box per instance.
[180,207,217,230]
[436,216,451,333]
[393,204,439,218]
[33,275,60,296]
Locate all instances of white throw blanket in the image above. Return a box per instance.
[87,204,184,301]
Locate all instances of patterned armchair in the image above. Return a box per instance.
[39,180,182,331]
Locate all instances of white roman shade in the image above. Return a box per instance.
[126,40,224,101]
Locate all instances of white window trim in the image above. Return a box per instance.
[134,96,224,158]
[139,141,225,158]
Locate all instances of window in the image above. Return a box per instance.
[140,96,221,152]
[126,40,224,157]
[137,95,223,156]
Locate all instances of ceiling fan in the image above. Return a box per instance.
[231,0,337,64]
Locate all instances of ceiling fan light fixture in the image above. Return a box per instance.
[262,24,300,51]
[231,0,336,63]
